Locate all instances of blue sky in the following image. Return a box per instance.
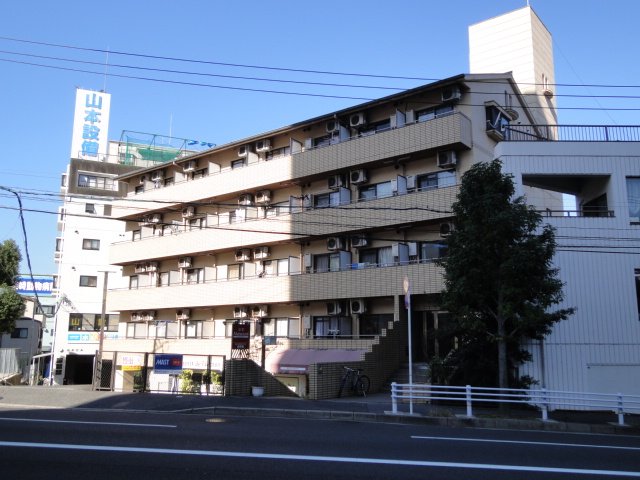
[1,0,639,276]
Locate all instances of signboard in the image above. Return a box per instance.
[154,354,183,373]
[119,353,145,367]
[67,332,118,343]
[70,88,111,160]
[16,276,54,296]
[232,323,250,350]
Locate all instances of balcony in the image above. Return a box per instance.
[108,185,459,265]
[106,261,444,312]
[504,125,640,142]
[111,112,472,219]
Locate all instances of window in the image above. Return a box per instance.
[186,268,204,284]
[135,185,144,194]
[79,275,97,287]
[103,205,112,216]
[77,174,115,190]
[82,238,100,250]
[360,119,391,136]
[127,322,148,339]
[277,258,290,277]
[416,170,456,191]
[55,238,62,252]
[486,105,510,132]
[359,181,393,201]
[626,178,640,221]
[36,305,55,316]
[11,328,28,339]
[193,168,208,179]
[263,317,299,338]
[85,203,96,214]
[69,313,118,331]
[132,230,141,241]
[313,189,349,208]
[129,275,139,289]
[231,159,246,169]
[420,241,448,262]
[265,146,291,160]
[314,253,341,273]
[359,246,393,267]
[313,134,333,148]
[416,104,454,122]
[359,314,393,336]
[164,177,175,187]
[189,217,205,230]
[313,316,352,338]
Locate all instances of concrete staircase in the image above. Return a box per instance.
[383,362,430,391]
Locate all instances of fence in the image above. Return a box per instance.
[0,348,21,383]
[503,124,640,142]
[390,383,640,426]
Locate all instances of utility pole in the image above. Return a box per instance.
[94,270,112,390]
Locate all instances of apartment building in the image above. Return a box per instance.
[101,6,640,400]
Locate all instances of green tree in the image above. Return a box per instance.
[0,239,21,286]
[437,160,574,390]
[0,239,25,334]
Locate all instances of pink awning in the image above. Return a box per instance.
[265,348,366,375]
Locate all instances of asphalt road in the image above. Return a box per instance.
[1,408,639,479]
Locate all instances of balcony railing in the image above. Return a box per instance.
[504,124,640,142]
[536,208,615,218]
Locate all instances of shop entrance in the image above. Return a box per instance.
[64,354,95,384]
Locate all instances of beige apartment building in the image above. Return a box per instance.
[103,70,540,397]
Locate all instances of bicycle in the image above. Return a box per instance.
[338,366,371,397]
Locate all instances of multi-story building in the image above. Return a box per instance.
[102,6,640,401]
[50,87,207,385]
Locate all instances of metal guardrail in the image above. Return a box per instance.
[504,124,640,142]
[390,383,640,426]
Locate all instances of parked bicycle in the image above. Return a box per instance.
[338,366,371,397]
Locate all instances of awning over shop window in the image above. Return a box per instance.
[266,348,366,375]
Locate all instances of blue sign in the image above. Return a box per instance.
[154,354,183,373]
[16,276,54,296]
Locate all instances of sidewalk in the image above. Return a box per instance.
[0,385,638,435]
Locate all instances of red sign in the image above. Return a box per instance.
[232,323,250,350]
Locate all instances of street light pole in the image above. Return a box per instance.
[94,270,110,390]
[403,275,413,415]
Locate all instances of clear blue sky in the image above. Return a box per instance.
[1,0,639,276]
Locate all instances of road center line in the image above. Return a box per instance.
[411,435,640,451]
[0,417,176,428]
[0,441,638,477]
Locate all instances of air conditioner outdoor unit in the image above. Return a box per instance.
[437,150,457,168]
[255,190,272,204]
[238,193,254,206]
[349,169,368,185]
[238,145,250,157]
[179,256,193,268]
[235,248,251,262]
[326,119,340,133]
[183,160,197,172]
[233,306,248,318]
[441,85,462,102]
[328,174,344,190]
[326,301,343,316]
[176,308,191,321]
[146,261,159,272]
[255,139,271,152]
[151,171,164,182]
[150,213,163,223]
[182,206,196,218]
[143,310,157,321]
[349,112,366,127]
[440,222,455,237]
[134,263,147,273]
[251,305,268,318]
[138,176,147,185]
[253,246,270,260]
[350,298,366,315]
[327,237,345,251]
[351,235,369,248]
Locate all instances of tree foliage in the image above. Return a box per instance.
[437,160,574,389]
[0,239,21,286]
[0,239,24,334]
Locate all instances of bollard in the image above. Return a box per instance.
[391,382,398,415]
[617,393,625,426]
[541,388,549,421]
[465,385,473,417]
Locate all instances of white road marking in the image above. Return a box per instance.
[0,417,176,428]
[0,441,638,477]
[411,435,640,452]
